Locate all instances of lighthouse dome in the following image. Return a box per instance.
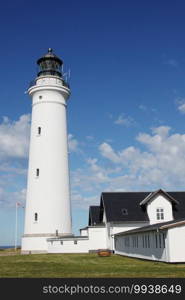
[37,48,63,77]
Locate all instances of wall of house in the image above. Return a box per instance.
[102,212,111,249]
[47,226,107,253]
[109,222,149,251]
[168,226,185,262]
[147,195,173,224]
[88,227,107,251]
[47,238,89,253]
[114,230,169,262]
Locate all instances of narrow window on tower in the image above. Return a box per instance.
[39,95,43,99]
[36,168,39,177]
[34,213,38,222]
[38,127,41,135]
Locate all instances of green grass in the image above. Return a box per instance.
[0,253,185,278]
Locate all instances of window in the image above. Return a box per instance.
[125,237,130,247]
[36,168,39,177]
[34,213,38,222]
[38,127,41,135]
[136,236,138,248]
[74,240,77,245]
[156,208,164,220]
[132,236,135,248]
[121,208,128,216]
[132,236,138,248]
[39,95,42,99]
[60,241,63,245]
[155,234,158,248]
[159,234,162,248]
[147,235,150,248]
[162,233,166,248]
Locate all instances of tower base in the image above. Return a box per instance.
[21,233,73,254]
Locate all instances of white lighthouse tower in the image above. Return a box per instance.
[22,49,72,253]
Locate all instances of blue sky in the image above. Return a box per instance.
[1,0,185,245]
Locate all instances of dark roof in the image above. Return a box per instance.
[100,192,150,222]
[99,191,185,223]
[114,218,185,236]
[167,192,185,219]
[37,48,62,65]
[140,189,179,206]
[88,206,101,225]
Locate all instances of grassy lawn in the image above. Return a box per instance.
[0,252,185,278]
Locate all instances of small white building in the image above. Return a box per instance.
[114,219,185,263]
[47,225,107,253]
[48,189,185,262]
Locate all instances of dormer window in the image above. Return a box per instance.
[121,208,128,216]
[156,208,164,220]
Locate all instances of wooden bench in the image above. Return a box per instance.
[97,249,111,257]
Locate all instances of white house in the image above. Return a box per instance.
[114,219,185,263]
[47,189,185,262]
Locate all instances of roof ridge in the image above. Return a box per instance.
[102,191,151,193]
[101,191,185,193]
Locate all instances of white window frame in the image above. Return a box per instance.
[156,207,164,220]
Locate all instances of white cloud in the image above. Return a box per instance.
[0,114,31,159]
[0,163,27,175]
[71,190,99,209]
[86,135,94,141]
[176,98,185,114]
[98,126,185,190]
[114,114,135,126]
[71,125,185,209]
[139,104,147,111]
[164,59,178,67]
[99,143,120,163]
[68,134,80,152]
[0,188,26,208]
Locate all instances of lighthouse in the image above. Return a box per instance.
[21,49,72,253]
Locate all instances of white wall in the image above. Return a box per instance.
[48,239,89,253]
[101,212,111,249]
[147,195,173,224]
[21,236,48,253]
[80,229,88,236]
[88,227,107,250]
[111,222,149,235]
[168,226,185,262]
[115,230,168,262]
[109,222,149,251]
[47,226,107,253]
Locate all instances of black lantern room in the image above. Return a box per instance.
[37,48,63,77]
